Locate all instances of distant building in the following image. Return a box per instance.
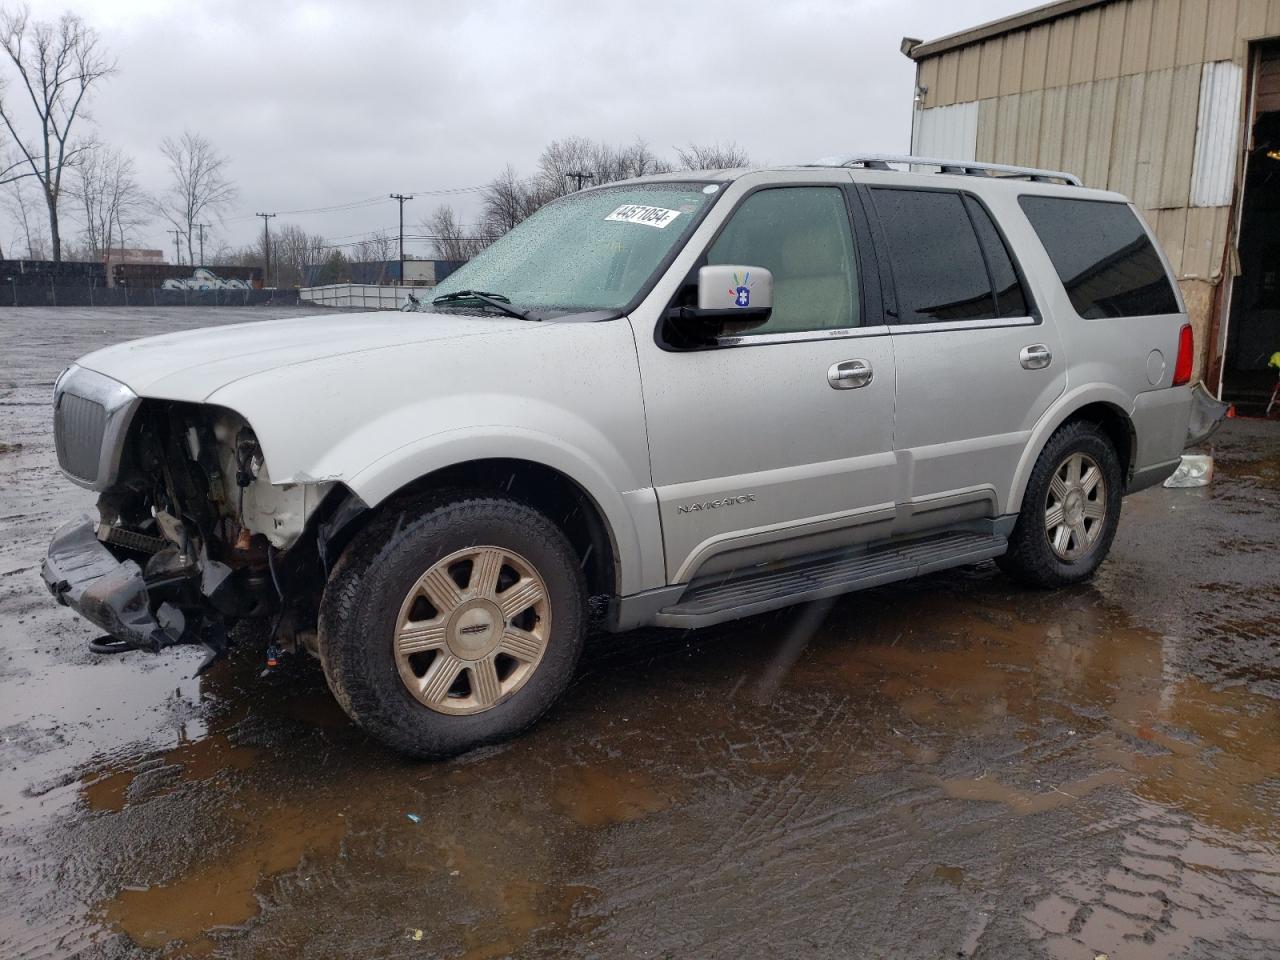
[106,247,166,266]
[902,0,1279,403]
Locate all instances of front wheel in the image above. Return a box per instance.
[997,421,1123,588]
[318,493,587,758]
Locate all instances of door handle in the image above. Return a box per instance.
[1020,344,1052,370]
[828,359,873,389]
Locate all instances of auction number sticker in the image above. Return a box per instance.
[605,204,682,228]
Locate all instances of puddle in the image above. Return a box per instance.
[458,881,596,960]
[941,768,1131,815]
[103,812,345,954]
[552,763,671,828]
[932,864,965,888]
[83,733,259,812]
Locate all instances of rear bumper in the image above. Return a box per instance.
[41,518,187,651]
[1185,382,1230,447]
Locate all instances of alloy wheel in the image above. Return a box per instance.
[393,546,550,715]
[1044,452,1107,562]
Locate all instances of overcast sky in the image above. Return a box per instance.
[7,0,1031,260]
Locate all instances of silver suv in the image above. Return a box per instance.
[42,155,1216,757]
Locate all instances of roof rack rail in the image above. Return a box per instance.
[813,154,1082,186]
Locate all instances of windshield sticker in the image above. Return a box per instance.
[605,204,682,228]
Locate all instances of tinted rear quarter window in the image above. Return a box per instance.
[964,195,1030,318]
[1018,196,1180,318]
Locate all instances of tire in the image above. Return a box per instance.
[318,491,587,758]
[997,420,1123,588]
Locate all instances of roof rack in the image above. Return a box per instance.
[813,154,1082,186]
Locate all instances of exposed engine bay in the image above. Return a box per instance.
[43,398,356,670]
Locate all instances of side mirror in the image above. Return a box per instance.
[701,263,768,316]
[697,264,773,317]
[666,265,773,345]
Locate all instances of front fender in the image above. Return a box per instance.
[345,422,662,596]
[1007,383,1135,514]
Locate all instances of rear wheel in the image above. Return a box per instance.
[318,493,587,757]
[998,421,1122,588]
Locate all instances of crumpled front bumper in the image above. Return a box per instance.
[41,517,188,651]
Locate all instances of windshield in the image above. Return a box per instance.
[431,182,717,314]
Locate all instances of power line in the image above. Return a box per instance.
[222,183,493,224]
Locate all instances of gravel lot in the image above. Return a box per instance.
[1,306,1277,959]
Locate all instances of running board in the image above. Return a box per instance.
[654,531,1008,628]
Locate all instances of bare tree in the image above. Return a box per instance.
[529,136,669,203]
[424,204,486,262]
[614,138,674,180]
[0,6,116,260]
[310,247,350,285]
[481,138,681,241]
[531,135,602,203]
[68,145,149,260]
[350,230,395,263]
[158,130,237,267]
[676,141,752,171]
[4,172,46,257]
[481,164,537,237]
[265,222,327,287]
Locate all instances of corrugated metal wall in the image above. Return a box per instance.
[912,101,980,161]
[1191,62,1245,207]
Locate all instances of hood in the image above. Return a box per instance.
[75,310,533,402]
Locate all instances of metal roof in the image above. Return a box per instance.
[904,0,1115,61]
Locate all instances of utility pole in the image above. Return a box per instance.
[566,171,594,191]
[167,229,183,266]
[195,223,209,267]
[255,213,276,288]
[390,193,413,285]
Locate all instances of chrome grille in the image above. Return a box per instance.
[55,391,108,483]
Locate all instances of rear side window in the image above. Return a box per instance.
[871,188,1028,323]
[1018,196,1180,318]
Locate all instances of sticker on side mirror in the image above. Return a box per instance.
[605,205,681,228]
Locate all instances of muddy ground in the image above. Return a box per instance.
[0,306,1277,959]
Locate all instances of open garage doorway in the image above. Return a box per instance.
[1223,44,1280,410]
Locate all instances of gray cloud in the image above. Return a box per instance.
[9,0,1029,256]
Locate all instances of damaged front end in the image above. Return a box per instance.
[42,366,360,671]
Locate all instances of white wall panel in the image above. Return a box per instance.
[911,101,979,161]
[1191,60,1244,207]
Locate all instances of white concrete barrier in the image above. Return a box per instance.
[299,283,435,310]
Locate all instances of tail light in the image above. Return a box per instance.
[1172,323,1193,386]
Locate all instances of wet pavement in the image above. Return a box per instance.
[1,307,1278,959]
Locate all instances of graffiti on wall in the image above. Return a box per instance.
[161,268,252,291]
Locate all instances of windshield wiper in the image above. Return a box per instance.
[431,289,541,322]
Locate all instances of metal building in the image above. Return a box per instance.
[902,0,1280,405]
